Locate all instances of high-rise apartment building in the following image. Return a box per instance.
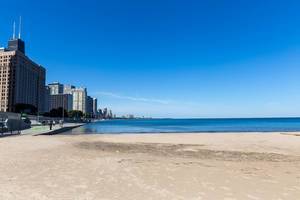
[0,35,45,113]
[46,83,75,112]
[49,94,73,112]
[72,87,87,113]
[48,82,63,95]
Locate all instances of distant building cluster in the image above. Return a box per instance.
[0,20,116,119]
[45,82,100,117]
[121,114,135,119]
[98,108,114,119]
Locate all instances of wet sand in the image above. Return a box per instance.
[0,133,300,199]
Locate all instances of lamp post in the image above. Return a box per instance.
[62,95,64,127]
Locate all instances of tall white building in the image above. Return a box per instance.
[72,87,87,113]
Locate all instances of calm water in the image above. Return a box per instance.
[66,118,300,134]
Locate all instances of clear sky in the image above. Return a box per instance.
[1,0,300,118]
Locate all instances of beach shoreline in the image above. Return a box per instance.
[0,132,300,199]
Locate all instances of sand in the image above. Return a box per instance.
[0,132,300,200]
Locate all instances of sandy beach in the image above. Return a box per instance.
[0,132,300,200]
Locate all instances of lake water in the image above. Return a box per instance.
[65,118,300,134]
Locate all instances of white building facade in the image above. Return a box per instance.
[72,87,87,113]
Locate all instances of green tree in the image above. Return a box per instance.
[15,103,37,115]
[68,110,83,119]
[84,113,92,119]
[49,107,68,118]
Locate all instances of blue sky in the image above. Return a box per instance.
[1,0,300,118]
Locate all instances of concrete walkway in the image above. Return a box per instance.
[21,123,85,136]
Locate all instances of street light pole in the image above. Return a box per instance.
[62,95,65,127]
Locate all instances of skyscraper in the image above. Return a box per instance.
[86,96,93,116]
[0,24,45,113]
[103,108,108,118]
[72,87,87,113]
[7,38,25,54]
[92,98,98,116]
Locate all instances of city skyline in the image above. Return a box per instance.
[1,0,300,118]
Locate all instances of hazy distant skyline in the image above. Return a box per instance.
[1,0,300,118]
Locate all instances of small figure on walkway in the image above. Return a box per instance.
[49,120,53,130]
[59,120,63,127]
